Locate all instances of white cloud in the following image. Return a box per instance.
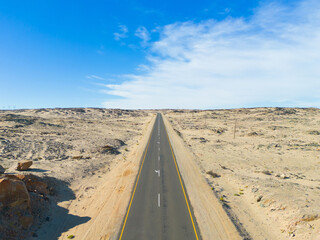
[86,75,106,81]
[135,26,150,46]
[103,0,320,109]
[114,25,128,41]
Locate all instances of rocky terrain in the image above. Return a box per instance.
[164,108,320,240]
[2,107,319,239]
[0,108,153,239]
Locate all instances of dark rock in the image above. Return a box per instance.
[115,139,126,146]
[206,170,221,178]
[2,114,36,125]
[101,145,120,155]
[0,165,5,174]
[213,128,227,135]
[257,195,263,202]
[275,107,297,115]
[261,170,272,175]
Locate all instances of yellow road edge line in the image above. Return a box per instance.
[118,120,154,240]
[164,123,200,240]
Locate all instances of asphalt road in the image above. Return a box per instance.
[118,113,201,240]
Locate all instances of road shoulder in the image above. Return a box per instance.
[162,114,242,240]
[56,114,157,240]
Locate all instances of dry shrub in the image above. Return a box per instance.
[206,170,221,178]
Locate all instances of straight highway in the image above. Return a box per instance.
[118,113,201,240]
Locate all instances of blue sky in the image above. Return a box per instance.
[1,0,319,109]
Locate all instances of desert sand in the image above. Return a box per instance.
[2,107,320,240]
[163,108,320,240]
[0,108,155,239]
[163,115,241,240]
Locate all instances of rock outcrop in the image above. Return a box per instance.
[0,176,33,239]
[0,174,50,239]
[0,177,31,209]
[4,174,49,195]
[19,174,49,195]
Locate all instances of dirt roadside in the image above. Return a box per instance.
[162,114,242,240]
[163,108,320,240]
[33,114,156,240]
